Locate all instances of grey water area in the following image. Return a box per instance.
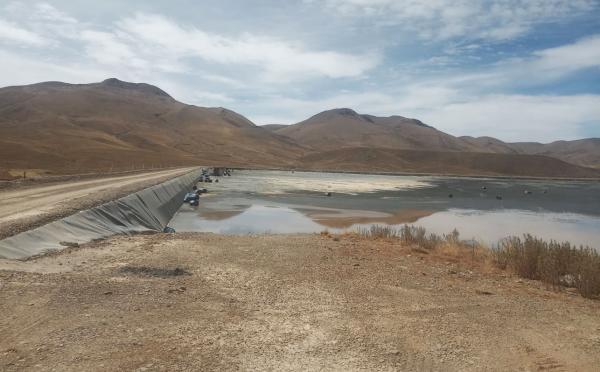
[170,170,600,249]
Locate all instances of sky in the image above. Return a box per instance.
[0,0,599,142]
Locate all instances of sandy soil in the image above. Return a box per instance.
[1,233,599,371]
[0,168,196,239]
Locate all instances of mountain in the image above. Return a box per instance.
[275,108,481,152]
[460,137,600,168]
[0,78,304,174]
[299,148,600,178]
[1,81,598,179]
[261,124,288,132]
[275,108,599,169]
[459,136,519,154]
[510,139,600,168]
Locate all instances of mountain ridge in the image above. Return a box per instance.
[274,108,599,168]
[1,79,598,179]
[0,78,305,175]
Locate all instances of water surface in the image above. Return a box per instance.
[170,170,600,248]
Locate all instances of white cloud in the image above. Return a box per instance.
[408,34,600,93]
[0,19,45,46]
[32,3,77,24]
[311,0,596,41]
[0,2,599,143]
[117,13,379,81]
[419,95,600,142]
[79,30,148,69]
[531,35,600,75]
[248,90,600,142]
[0,49,109,86]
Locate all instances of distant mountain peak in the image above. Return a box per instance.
[330,108,359,116]
[311,108,361,119]
[99,78,173,99]
[29,81,72,88]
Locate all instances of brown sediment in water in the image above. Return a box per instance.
[295,208,435,228]
[198,209,247,221]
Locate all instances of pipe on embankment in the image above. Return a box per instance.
[0,170,200,260]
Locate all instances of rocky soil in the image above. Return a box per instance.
[1,233,599,371]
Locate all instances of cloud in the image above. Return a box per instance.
[79,31,148,69]
[117,13,379,81]
[407,34,600,94]
[0,49,109,86]
[0,19,46,46]
[531,35,600,75]
[310,0,596,42]
[419,94,600,142]
[32,2,77,23]
[0,2,599,143]
[248,90,600,142]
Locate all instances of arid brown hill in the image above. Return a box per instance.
[509,139,600,169]
[275,108,481,152]
[275,108,600,168]
[1,80,598,179]
[298,147,600,178]
[461,137,600,168]
[0,78,304,175]
[261,124,288,132]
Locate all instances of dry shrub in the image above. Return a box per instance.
[359,225,399,239]
[358,225,600,299]
[359,225,476,253]
[493,234,600,298]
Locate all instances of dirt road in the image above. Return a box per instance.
[1,233,598,371]
[0,168,196,239]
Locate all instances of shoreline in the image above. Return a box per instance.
[229,166,600,182]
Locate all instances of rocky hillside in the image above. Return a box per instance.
[0,79,305,174]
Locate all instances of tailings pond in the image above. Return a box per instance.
[170,170,600,248]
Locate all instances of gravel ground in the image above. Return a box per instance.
[1,233,599,371]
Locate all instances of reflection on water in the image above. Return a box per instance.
[173,205,324,234]
[170,170,600,248]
